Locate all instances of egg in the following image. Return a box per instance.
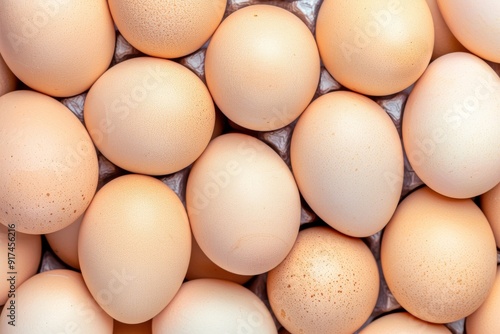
[114,319,152,334]
[481,182,500,248]
[108,0,226,59]
[79,174,191,324]
[186,133,301,275]
[205,4,320,131]
[437,0,500,63]
[267,226,379,334]
[403,52,500,199]
[466,266,500,334]
[0,269,113,333]
[424,0,466,60]
[0,0,115,97]
[381,187,497,323]
[0,53,16,97]
[316,0,434,96]
[0,90,99,234]
[359,312,451,333]
[185,234,253,285]
[0,225,41,305]
[45,214,83,269]
[291,91,404,237]
[84,56,215,176]
[152,278,277,334]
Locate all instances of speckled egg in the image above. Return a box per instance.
[0,90,99,234]
[108,0,226,59]
[267,226,380,334]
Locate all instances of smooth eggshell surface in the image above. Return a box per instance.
[466,266,500,334]
[84,56,215,176]
[205,4,320,131]
[381,187,497,323]
[0,269,113,333]
[316,0,434,96]
[424,0,466,60]
[291,91,404,237]
[437,0,500,63]
[267,226,380,334]
[481,182,500,248]
[152,278,277,334]
[187,133,301,276]
[79,174,191,324]
[108,0,226,59]
[45,214,83,269]
[0,225,41,305]
[0,90,99,234]
[403,52,500,199]
[0,53,16,97]
[0,0,115,97]
[359,312,451,333]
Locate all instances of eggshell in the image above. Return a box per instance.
[481,182,500,248]
[205,4,320,131]
[0,90,99,234]
[152,278,277,334]
[108,0,226,59]
[45,213,83,269]
[0,269,113,333]
[79,174,191,324]
[0,53,16,97]
[0,0,115,97]
[186,133,301,276]
[114,319,152,334]
[403,52,500,198]
[316,0,434,96]
[424,0,466,60]
[291,91,404,237]
[466,266,500,334]
[381,187,497,323]
[437,0,500,63]
[267,226,379,334]
[360,312,451,333]
[185,234,253,285]
[84,56,215,176]
[0,224,41,305]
